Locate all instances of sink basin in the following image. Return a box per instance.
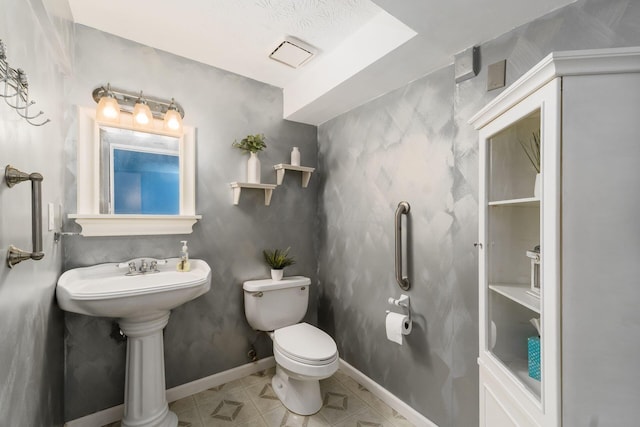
[57,257,211,427]
[57,257,211,318]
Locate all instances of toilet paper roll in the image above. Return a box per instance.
[385,312,412,345]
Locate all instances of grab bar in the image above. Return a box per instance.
[395,201,411,290]
[5,165,44,268]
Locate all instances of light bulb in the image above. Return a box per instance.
[133,100,153,128]
[136,111,149,124]
[163,107,183,132]
[96,95,120,123]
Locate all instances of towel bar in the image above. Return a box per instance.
[5,165,44,267]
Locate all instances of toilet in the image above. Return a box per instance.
[243,276,338,415]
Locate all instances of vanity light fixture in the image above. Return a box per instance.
[92,84,185,131]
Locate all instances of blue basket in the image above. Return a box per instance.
[527,336,541,381]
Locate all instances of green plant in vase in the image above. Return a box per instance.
[233,133,266,183]
[263,247,295,281]
[232,133,267,154]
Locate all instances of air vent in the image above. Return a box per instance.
[269,40,314,69]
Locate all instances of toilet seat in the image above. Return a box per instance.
[274,323,338,366]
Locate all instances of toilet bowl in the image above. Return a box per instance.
[270,322,339,415]
[243,276,339,415]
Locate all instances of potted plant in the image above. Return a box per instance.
[233,133,266,184]
[520,130,541,197]
[263,247,295,281]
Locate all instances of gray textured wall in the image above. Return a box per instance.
[0,0,72,425]
[62,26,318,421]
[317,0,640,426]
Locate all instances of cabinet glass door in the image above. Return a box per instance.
[476,71,561,427]
[484,109,543,400]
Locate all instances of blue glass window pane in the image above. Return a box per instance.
[113,149,179,214]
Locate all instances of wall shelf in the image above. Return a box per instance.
[273,164,315,188]
[230,182,277,206]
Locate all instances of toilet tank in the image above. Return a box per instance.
[243,276,310,331]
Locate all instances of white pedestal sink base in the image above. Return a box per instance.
[119,311,177,427]
[56,258,212,427]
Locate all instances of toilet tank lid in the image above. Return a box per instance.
[243,276,310,292]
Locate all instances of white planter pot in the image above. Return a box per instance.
[247,152,261,184]
[271,269,284,281]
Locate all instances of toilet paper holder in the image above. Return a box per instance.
[387,294,411,325]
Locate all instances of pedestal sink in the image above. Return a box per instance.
[57,258,211,427]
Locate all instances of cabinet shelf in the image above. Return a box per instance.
[230,182,277,206]
[489,197,540,207]
[489,284,540,313]
[273,164,315,188]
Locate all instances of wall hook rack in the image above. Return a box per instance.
[5,165,44,267]
[0,40,50,126]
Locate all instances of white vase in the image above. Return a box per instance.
[291,147,300,166]
[247,152,261,184]
[534,173,541,198]
[271,269,284,281]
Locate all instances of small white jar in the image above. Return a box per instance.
[291,147,300,166]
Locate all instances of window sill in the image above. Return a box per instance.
[68,214,202,237]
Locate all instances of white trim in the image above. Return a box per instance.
[338,359,438,427]
[64,356,435,427]
[64,357,276,427]
[64,404,124,427]
[68,214,202,236]
[469,46,640,129]
[164,357,276,403]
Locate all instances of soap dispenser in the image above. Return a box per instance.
[177,240,191,272]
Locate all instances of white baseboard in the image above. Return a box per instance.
[65,357,436,427]
[338,359,438,427]
[64,357,276,427]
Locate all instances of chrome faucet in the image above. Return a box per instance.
[121,258,166,276]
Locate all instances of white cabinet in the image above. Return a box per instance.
[470,47,640,427]
[473,77,561,427]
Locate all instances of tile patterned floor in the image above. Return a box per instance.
[102,368,415,427]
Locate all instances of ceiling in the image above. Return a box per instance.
[64,0,577,125]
